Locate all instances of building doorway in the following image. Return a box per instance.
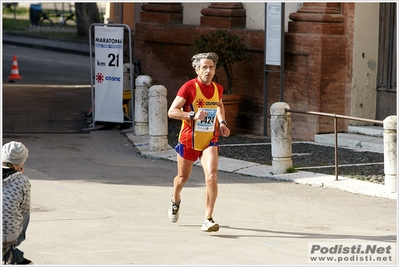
[376,2,397,120]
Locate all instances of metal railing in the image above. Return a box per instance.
[285,108,383,181]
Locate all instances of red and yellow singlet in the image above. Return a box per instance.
[177,78,223,151]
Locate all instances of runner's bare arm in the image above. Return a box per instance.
[217,99,230,137]
[217,98,226,124]
[168,96,208,121]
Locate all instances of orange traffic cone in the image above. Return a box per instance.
[9,55,22,80]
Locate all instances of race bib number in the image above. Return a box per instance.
[195,108,217,132]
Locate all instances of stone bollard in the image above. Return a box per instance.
[134,75,152,135]
[149,85,168,151]
[383,115,397,193]
[270,102,293,174]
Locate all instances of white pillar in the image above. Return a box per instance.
[134,75,152,136]
[270,102,293,174]
[384,115,397,193]
[149,85,168,151]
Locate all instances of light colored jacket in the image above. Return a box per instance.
[2,169,31,243]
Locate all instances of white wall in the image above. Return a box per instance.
[350,2,380,122]
[182,2,301,30]
[182,2,209,25]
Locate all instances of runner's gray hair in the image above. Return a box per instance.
[191,52,219,69]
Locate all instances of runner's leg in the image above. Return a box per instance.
[200,146,219,217]
[172,154,194,202]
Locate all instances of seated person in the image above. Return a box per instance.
[2,141,32,265]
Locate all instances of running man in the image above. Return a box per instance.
[167,52,230,232]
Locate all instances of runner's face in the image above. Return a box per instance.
[196,59,215,85]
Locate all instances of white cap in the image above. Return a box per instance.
[2,141,29,166]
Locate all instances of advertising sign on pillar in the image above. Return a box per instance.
[266,3,282,66]
[94,26,124,123]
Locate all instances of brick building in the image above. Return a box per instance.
[106,2,396,140]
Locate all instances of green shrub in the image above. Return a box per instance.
[286,166,297,173]
[2,6,29,15]
[191,29,248,94]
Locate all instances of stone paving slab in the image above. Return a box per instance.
[127,134,396,200]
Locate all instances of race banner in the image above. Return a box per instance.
[94,26,124,123]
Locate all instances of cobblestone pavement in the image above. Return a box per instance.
[168,120,384,184]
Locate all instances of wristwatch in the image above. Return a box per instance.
[220,120,227,126]
[189,111,196,120]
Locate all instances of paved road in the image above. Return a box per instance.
[3,131,396,265]
[3,84,91,134]
[3,43,91,85]
[2,33,397,266]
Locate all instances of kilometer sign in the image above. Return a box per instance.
[94,26,124,123]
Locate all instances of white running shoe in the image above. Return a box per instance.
[201,217,219,232]
[168,199,180,223]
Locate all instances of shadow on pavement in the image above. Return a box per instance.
[212,226,396,243]
[3,84,91,134]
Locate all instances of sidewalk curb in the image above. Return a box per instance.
[126,133,397,200]
[5,31,395,201]
[3,32,92,56]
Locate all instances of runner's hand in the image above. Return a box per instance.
[220,124,230,137]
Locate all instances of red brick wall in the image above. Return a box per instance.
[282,32,348,139]
[134,23,268,136]
[134,3,353,140]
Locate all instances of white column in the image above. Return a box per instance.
[134,75,152,135]
[149,85,168,151]
[384,115,397,193]
[270,102,293,174]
